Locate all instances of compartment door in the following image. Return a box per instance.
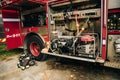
[2,10,22,50]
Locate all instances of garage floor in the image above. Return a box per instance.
[0,55,120,80]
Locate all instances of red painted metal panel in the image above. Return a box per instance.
[49,0,68,5]
[28,0,46,5]
[108,9,120,13]
[101,0,108,60]
[108,31,120,35]
[45,2,50,42]
[2,10,19,18]
[102,27,107,60]
[2,9,22,50]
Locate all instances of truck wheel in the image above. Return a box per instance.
[26,35,46,61]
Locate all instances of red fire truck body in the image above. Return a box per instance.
[1,0,120,68]
[1,0,49,50]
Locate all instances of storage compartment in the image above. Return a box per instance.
[49,0,102,58]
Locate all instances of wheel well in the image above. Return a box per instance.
[24,32,45,50]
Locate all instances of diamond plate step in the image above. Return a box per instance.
[104,62,120,69]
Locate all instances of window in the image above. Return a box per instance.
[20,2,46,27]
[22,12,46,27]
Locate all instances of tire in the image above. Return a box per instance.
[26,35,46,61]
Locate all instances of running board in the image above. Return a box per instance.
[104,62,120,69]
[42,51,96,62]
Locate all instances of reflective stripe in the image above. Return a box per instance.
[0,14,2,17]
[2,38,6,42]
[3,18,20,22]
[0,38,6,43]
[103,39,106,45]
[0,39,2,42]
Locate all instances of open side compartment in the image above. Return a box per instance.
[48,0,102,59]
[105,8,120,68]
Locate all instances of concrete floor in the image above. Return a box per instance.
[0,55,120,80]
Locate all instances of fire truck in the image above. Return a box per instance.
[1,0,120,68]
